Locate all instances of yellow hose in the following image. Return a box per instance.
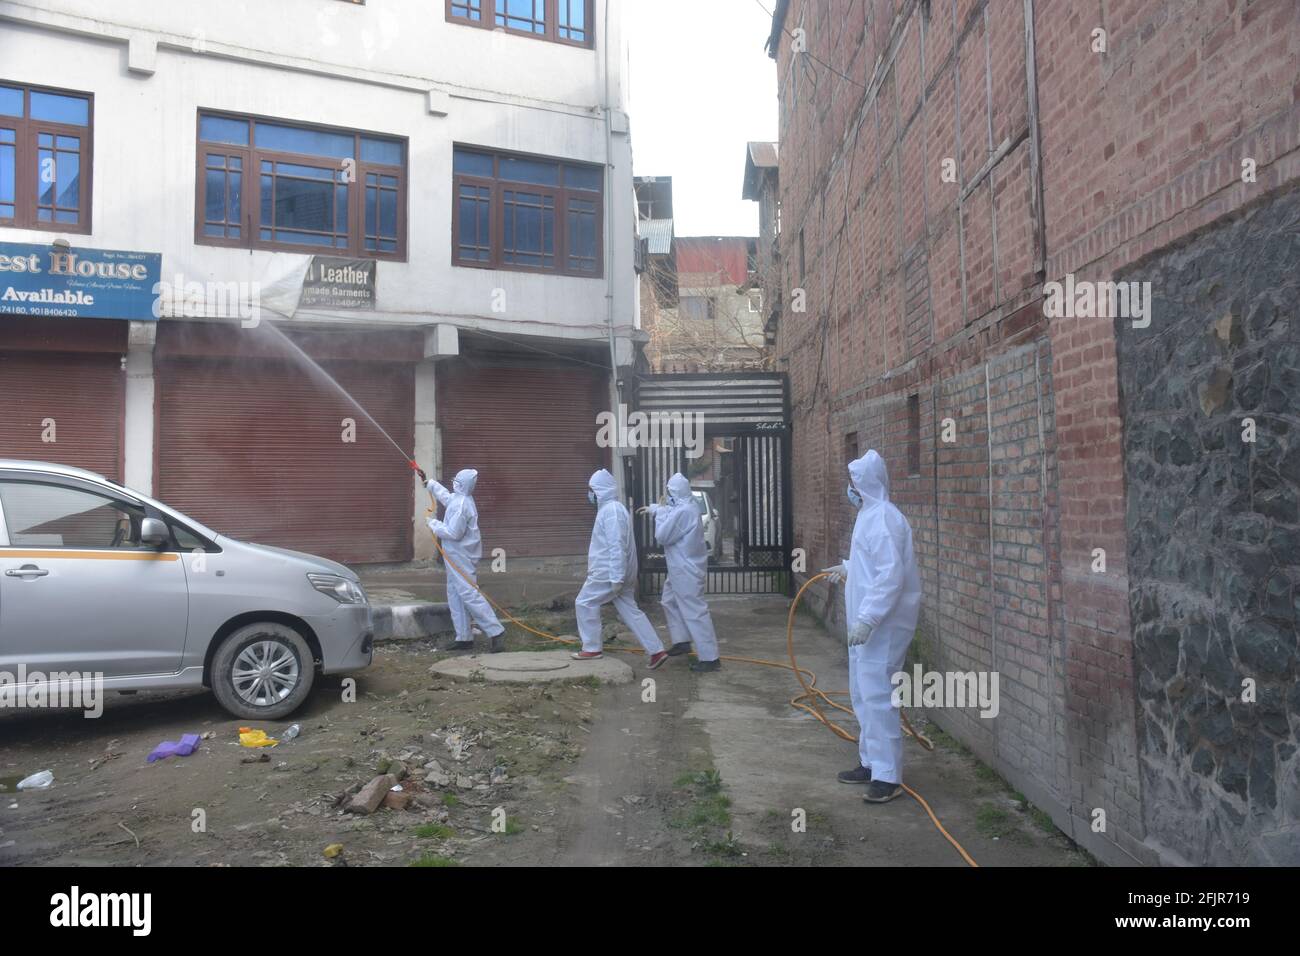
[424,492,977,867]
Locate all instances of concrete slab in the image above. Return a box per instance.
[430,650,634,685]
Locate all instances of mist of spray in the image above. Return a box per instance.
[254,321,415,466]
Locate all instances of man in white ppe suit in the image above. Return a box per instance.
[636,473,721,672]
[420,467,507,654]
[572,468,669,669]
[822,450,922,803]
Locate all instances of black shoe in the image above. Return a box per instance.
[689,659,721,673]
[837,765,872,785]
[489,633,505,654]
[666,642,693,657]
[446,639,475,652]
[863,781,903,803]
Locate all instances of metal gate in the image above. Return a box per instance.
[630,373,792,595]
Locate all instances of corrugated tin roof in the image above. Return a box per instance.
[748,142,779,168]
[743,142,779,200]
[640,218,674,256]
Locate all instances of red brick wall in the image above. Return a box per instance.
[772,0,1300,865]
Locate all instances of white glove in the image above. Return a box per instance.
[635,505,655,516]
[821,562,848,584]
[609,580,625,597]
[847,621,874,646]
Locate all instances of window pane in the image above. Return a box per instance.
[200,115,250,145]
[497,0,546,33]
[360,136,403,166]
[261,160,349,247]
[559,0,588,41]
[500,156,559,185]
[205,170,226,221]
[0,482,145,549]
[55,151,80,209]
[29,90,89,126]
[0,86,21,117]
[502,189,554,267]
[567,197,598,272]
[453,149,493,177]
[457,184,491,261]
[564,164,602,191]
[254,122,354,160]
[450,0,482,20]
[0,138,13,210]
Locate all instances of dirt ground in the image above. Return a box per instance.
[0,593,1095,867]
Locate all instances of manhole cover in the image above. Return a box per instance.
[484,660,571,673]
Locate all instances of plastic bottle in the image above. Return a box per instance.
[280,724,301,742]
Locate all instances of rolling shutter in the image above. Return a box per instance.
[0,351,124,481]
[156,357,415,565]
[436,361,609,557]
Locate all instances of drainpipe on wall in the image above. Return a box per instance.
[601,0,625,498]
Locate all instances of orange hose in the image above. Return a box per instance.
[424,490,977,867]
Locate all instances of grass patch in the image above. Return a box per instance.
[671,769,731,830]
[498,817,524,836]
[441,792,460,808]
[572,675,602,689]
[410,853,460,867]
[975,802,1019,840]
[413,823,454,839]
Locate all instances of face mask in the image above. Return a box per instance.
[847,485,863,508]
[452,480,463,494]
[587,489,598,506]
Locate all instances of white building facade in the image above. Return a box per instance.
[0,0,639,564]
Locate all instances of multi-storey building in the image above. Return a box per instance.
[767,0,1299,865]
[0,0,637,564]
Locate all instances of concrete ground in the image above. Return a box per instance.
[364,563,1092,866]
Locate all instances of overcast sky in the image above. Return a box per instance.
[626,0,778,238]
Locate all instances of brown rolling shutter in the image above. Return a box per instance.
[436,361,609,557]
[156,357,415,565]
[0,351,124,481]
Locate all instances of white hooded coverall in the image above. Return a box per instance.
[841,451,922,784]
[427,469,505,643]
[647,472,719,661]
[575,469,665,657]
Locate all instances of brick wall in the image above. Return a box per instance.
[772,0,1299,865]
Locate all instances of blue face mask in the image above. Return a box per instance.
[587,489,598,506]
[847,485,863,508]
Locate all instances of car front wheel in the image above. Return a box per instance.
[210,622,316,720]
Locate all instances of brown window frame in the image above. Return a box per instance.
[193,110,408,262]
[0,81,94,235]
[444,0,596,49]
[451,146,604,279]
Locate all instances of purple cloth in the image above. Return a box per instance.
[147,734,202,763]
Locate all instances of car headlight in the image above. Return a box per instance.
[308,573,367,605]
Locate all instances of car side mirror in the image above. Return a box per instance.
[141,517,169,547]
[712,510,719,521]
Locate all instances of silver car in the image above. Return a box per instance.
[0,460,373,719]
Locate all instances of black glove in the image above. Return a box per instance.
[417,468,428,483]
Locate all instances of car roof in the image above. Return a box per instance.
[0,459,108,482]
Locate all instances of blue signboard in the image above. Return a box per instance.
[0,242,162,321]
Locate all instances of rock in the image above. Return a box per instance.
[346,774,398,815]
[456,775,474,790]
[490,766,509,785]
[383,790,413,811]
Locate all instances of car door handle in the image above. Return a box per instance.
[5,565,49,578]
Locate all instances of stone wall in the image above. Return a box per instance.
[1117,185,1300,865]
